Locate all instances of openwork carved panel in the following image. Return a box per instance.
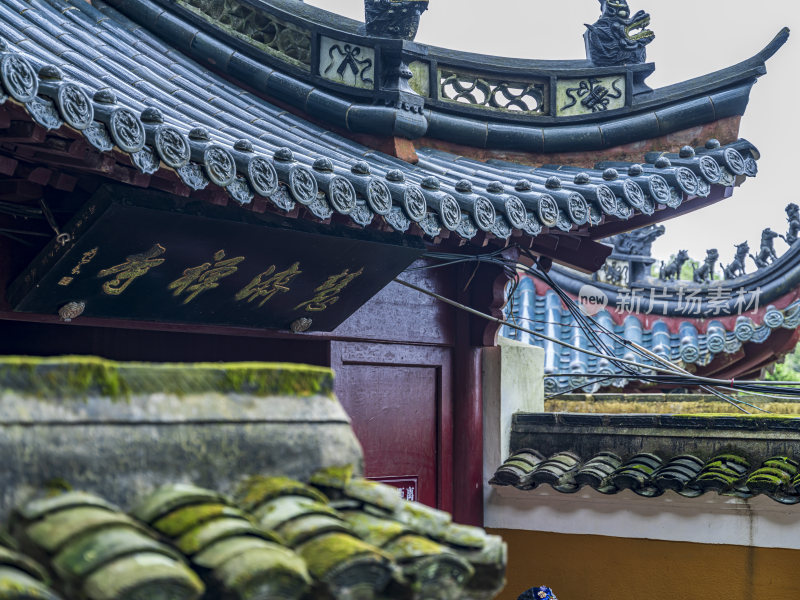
[556,75,626,116]
[438,68,548,114]
[178,0,311,70]
[319,36,374,90]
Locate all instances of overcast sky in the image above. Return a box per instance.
[306,0,799,267]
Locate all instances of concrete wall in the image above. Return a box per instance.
[488,528,800,600]
[486,485,800,549]
[482,338,544,513]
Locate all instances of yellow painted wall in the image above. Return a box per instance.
[488,529,800,600]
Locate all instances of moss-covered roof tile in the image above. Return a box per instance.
[493,447,800,504]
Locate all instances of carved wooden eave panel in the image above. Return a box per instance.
[8,186,425,332]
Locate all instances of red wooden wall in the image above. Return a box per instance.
[331,341,453,511]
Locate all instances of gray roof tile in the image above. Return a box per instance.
[0,0,760,252]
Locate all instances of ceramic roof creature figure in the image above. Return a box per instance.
[365,0,429,39]
[693,248,719,283]
[659,249,689,281]
[585,0,655,66]
[781,203,800,245]
[750,228,780,269]
[723,242,750,279]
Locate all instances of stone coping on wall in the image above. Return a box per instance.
[545,393,800,415]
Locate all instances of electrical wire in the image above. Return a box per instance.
[510,249,787,410]
[395,277,714,377]
[0,201,44,219]
[0,228,51,238]
[414,247,800,408]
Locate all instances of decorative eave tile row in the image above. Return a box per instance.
[0,472,505,600]
[418,137,757,235]
[491,448,800,505]
[0,0,758,249]
[0,31,440,239]
[503,282,800,395]
[0,0,465,241]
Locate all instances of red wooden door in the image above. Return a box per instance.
[330,341,452,511]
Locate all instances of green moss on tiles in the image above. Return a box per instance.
[708,454,751,467]
[696,472,739,485]
[237,476,328,512]
[213,544,312,596]
[747,475,785,488]
[309,465,355,490]
[0,547,50,585]
[153,504,247,538]
[175,518,269,556]
[763,459,799,476]
[0,356,334,400]
[439,524,487,550]
[0,567,59,600]
[193,537,271,571]
[625,464,655,474]
[16,491,119,523]
[81,552,205,600]
[342,511,407,548]
[395,501,451,539]
[383,535,444,561]
[502,460,535,473]
[253,496,337,533]
[296,533,388,580]
[749,468,791,482]
[52,527,176,582]
[702,465,742,477]
[344,480,402,512]
[674,413,800,420]
[132,486,228,526]
[702,461,736,472]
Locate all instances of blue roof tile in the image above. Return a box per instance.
[503,282,800,395]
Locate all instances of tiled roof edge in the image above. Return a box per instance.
[103,0,788,152]
[492,444,800,505]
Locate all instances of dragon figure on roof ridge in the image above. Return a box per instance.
[364,0,429,40]
[585,0,655,66]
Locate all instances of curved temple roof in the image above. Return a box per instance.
[503,189,800,393]
[0,0,764,272]
[104,0,788,152]
[503,278,800,396]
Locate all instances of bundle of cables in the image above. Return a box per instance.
[397,247,800,414]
